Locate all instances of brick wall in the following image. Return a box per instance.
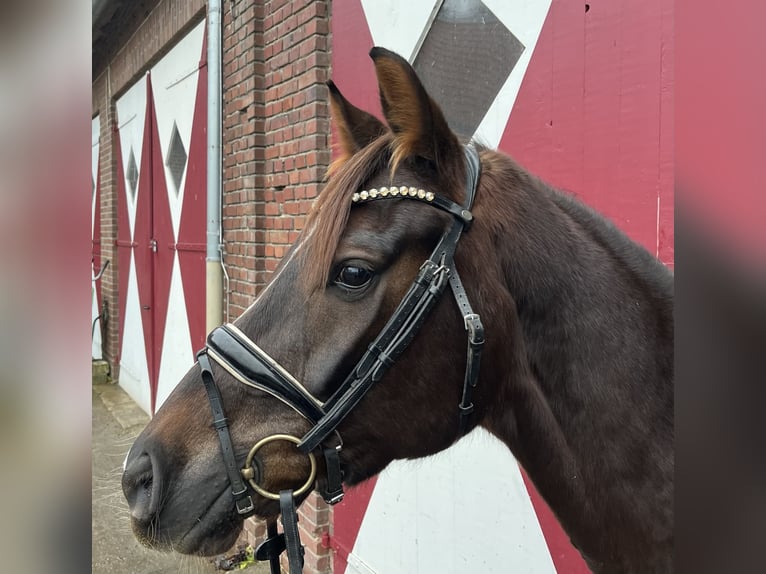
[221,0,259,315]
[223,0,332,318]
[92,73,120,375]
[223,1,333,572]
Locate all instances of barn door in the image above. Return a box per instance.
[115,20,207,415]
[329,1,590,573]
[330,0,672,572]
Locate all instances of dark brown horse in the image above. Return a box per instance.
[123,48,673,573]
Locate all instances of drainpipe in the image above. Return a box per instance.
[206,0,224,332]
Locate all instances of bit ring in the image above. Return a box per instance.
[241,434,317,500]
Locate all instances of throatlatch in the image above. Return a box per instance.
[197,145,484,573]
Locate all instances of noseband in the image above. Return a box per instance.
[196,145,484,573]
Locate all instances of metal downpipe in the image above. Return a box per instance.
[206,0,224,333]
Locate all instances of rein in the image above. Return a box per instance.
[196,145,484,573]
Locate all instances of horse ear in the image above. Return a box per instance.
[369,47,462,177]
[328,80,386,158]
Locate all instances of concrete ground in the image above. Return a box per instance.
[92,381,268,573]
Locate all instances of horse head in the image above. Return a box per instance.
[122,48,507,556]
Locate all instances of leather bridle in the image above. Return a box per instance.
[195,145,484,573]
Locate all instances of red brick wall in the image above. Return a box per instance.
[222,1,333,572]
[221,0,259,315]
[223,0,332,319]
[92,74,120,376]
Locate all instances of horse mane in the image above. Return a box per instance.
[302,134,393,293]
[476,148,671,299]
[547,188,674,297]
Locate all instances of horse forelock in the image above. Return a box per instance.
[302,135,393,293]
[300,130,479,295]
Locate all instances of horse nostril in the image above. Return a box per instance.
[122,452,159,522]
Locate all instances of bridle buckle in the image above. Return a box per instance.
[464,314,485,346]
[234,493,255,515]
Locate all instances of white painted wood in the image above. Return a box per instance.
[92,295,102,360]
[149,19,204,240]
[120,255,152,414]
[149,20,205,409]
[360,0,551,148]
[348,429,557,574]
[360,0,442,62]
[115,77,150,411]
[113,23,204,415]
[155,252,194,409]
[473,0,553,148]
[115,75,147,239]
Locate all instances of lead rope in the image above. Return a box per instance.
[280,491,305,574]
[255,490,304,574]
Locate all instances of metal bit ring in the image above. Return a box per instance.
[241,434,317,500]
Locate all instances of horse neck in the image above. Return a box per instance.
[476,160,673,569]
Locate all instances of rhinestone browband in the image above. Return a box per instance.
[351,186,435,203]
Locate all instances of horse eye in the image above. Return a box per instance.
[335,265,373,289]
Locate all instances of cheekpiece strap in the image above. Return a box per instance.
[454,145,484,435]
[197,350,254,515]
[320,446,345,505]
[280,490,305,574]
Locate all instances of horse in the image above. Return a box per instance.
[122,47,674,573]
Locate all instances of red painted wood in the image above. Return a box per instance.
[520,469,590,574]
[502,0,673,264]
[174,243,206,251]
[657,0,673,268]
[148,76,176,415]
[330,0,381,119]
[178,30,208,354]
[499,1,673,570]
[117,29,209,414]
[328,479,378,574]
[133,76,157,412]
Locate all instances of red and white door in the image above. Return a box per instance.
[115,20,208,414]
[329,1,672,572]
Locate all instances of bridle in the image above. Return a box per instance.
[196,145,484,573]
